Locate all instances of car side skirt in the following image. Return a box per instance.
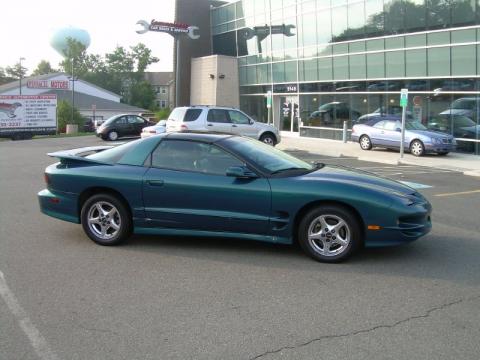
[134,226,291,244]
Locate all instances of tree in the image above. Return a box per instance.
[0,67,12,85]
[58,40,160,110]
[56,100,84,132]
[5,62,28,80]
[129,81,156,109]
[59,38,89,78]
[32,60,57,76]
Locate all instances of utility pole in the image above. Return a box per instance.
[19,57,25,95]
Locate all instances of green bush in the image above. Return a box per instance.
[155,108,171,121]
[57,100,85,132]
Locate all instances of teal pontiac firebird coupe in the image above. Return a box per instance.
[38,132,432,262]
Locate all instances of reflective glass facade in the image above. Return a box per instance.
[212,0,480,154]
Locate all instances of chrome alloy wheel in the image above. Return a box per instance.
[262,135,275,145]
[360,135,371,150]
[87,201,121,240]
[307,214,351,257]
[410,140,424,156]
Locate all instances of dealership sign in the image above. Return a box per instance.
[27,79,69,89]
[0,95,57,134]
[136,19,200,39]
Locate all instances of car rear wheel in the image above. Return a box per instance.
[410,140,425,157]
[359,135,372,150]
[298,205,362,263]
[81,194,132,246]
[107,131,119,141]
[260,133,276,146]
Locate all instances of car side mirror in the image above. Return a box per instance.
[226,166,258,179]
[249,119,254,125]
[396,128,401,132]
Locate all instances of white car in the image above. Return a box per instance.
[166,106,280,145]
[141,120,167,138]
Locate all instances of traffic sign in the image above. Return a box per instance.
[400,88,408,107]
[266,90,272,108]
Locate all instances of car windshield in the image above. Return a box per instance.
[405,121,427,130]
[451,99,476,110]
[223,137,314,174]
[87,139,142,164]
[318,103,336,111]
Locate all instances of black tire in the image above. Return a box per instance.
[437,151,449,156]
[410,140,425,157]
[359,135,372,150]
[260,133,276,146]
[81,193,132,246]
[298,205,362,263]
[107,131,119,141]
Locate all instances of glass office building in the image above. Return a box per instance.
[211,0,480,154]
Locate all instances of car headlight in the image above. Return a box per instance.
[432,138,442,144]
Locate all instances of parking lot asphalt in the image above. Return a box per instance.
[1,135,479,360]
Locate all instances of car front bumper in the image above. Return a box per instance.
[364,200,432,247]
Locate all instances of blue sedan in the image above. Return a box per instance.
[38,133,432,262]
[352,116,456,156]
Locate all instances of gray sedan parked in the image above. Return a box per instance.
[351,116,456,156]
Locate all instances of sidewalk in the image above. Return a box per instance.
[277,133,480,177]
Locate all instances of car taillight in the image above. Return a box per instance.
[44,173,50,185]
[149,130,156,134]
[180,124,188,131]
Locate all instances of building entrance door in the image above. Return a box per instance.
[279,96,299,132]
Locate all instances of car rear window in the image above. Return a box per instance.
[87,139,142,164]
[168,108,202,122]
[184,109,202,122]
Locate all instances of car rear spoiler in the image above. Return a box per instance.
[47,145,117,165]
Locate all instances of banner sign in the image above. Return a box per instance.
[0,95,57,134]
[27,80,69,89]
[136,19,200,39]
[149,20,189,34]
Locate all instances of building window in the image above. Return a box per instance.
[161,100,167,108]
[161,87,166,94]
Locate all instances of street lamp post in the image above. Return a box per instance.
[68,59,77,124]
[19,57,25,95]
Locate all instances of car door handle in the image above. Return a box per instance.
[207,123,213,126]
[232,124,238,127]
[146,180,164,186]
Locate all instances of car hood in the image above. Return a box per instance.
[300,164,416,196]
[459,125,480,136]
[408,129,453,139]
[255,122,279,133]
[439,108,472,117]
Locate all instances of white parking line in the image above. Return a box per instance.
[0,271,59,360]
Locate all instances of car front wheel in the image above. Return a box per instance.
[298,205,362,263]
[410,140,425,156]
[260,133,276,146]
[81,194,132,246]
[359,135,372,150]
[107,131,119,141]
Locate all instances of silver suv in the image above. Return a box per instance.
[166,106,281,145]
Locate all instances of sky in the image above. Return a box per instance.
[0,0,175,74]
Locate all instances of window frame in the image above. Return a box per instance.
[148,139,247,176]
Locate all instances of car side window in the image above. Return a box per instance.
[383,121,397,131]
[127,116,144,124]
[373,121,385,129]
[151,140,243,175]
[115,116,127,125]
[207,109,230,123]
[228,110,250,125]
